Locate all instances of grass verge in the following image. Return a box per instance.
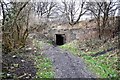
[60,40,119,78]
[33,54,54,78]
[32,39,54,78]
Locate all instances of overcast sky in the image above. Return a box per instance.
[0,0,119,20]
[1,0,118,2]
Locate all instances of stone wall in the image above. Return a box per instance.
[41,17,118,44]
[46,27,98,44]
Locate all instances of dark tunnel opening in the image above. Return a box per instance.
[56,34,65,45]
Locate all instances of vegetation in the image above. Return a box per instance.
[1,1,31,53]
[86,1,118,39]
[33,53,54,78]
[1,0,119,79]
[32,39,54,78]
[1,38,54,79]
[60,38,119,78]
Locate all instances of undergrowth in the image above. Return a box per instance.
[32,39,54,78]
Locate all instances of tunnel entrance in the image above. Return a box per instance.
[55,34,65,45]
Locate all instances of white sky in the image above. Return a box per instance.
[1,0,118,2]
[0,0,119,20]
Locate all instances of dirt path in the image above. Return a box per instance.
[42,45,96,78]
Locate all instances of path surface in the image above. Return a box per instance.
[42,45,96,78]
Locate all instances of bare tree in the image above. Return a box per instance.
[86,0,118,39]
[33,1,57,19]
[0,1,5,26]
[117,0,120,49]
[1,1,32,53]
[60,0,87,25]
[86,2,103,39]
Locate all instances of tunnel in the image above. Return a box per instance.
[55,34,65,45]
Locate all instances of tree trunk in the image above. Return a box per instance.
[0,2,5,30]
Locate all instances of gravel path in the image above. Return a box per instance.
[42,45,96,78]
